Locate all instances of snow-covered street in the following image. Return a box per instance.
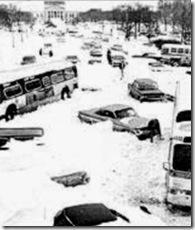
[0,22,191,226]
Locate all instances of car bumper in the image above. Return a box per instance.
[167,193,191,207]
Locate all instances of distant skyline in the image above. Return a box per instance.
[0,0,158,12]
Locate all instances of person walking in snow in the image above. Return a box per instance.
[119,60,125,80]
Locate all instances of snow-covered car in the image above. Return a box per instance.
[90,49,103,57]
[39,43,53,57]
[110,55,128,67]
[78,104,161,140]
[0,127,44,147]
[88,57,102,64]
[21,55,36,65]
[132,52,161,60]
[65,55,80,64]
[111,45,128,55]
[56,36,66,43]
[53,202,166,226]
[128,79,166,102]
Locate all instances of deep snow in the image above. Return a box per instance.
[0,23,191,226]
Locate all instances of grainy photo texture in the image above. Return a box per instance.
[0,0,191,227]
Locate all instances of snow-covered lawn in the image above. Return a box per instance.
[0,25,191,226]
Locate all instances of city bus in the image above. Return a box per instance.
[163,81,191,207]
[161,44,191,66]
[0,60,78,121]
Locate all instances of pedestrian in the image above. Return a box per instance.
[119,60,125,80]
[107,49,111,65]
[148,119,163,143]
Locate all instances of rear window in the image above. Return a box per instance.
[173,144,191,172]
[176,110,191,122]
[60,203,117,226]
[25,79,42,92]
[4,84,23,98]
[162,48,169,54]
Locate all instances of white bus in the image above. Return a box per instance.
[0,60,78,121]
[163,81,191,207]
[161,44,191,66]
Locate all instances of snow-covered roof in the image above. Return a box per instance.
[162,44,191,50]
[0,60,73,85]
[101,104,132,112]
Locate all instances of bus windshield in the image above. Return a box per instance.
[173,144,191,172]
[176,110,191,122]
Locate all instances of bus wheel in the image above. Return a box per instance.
[61,88,71,100]
[5,105,17,121]
[0,139,8,147]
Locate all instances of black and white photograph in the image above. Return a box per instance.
[0,0,191,227]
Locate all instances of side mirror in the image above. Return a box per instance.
[163,162,170,171]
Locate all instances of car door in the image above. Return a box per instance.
[95,110,115,121]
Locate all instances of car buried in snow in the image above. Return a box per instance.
[65,55,80,64]
[53,202,166,226]
[0,127,44,147]
[90,49,103,57]
[78,104,161,140]
[128,79,174,103]
[39,43,53,57]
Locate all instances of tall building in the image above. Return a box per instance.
[44,0,66,22]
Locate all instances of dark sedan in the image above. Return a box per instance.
[128,79,168,102]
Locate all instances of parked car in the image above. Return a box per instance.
[21,55,36,65]
[0,127,44,147]
[39,43,53,57]
[53,202,166,226]
[88,57,102,64]
[90,49,103,57]
[128,79,167,102]
[78,104,162,140]
[65,55,80,64]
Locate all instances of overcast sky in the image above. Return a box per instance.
[0,0,158,12]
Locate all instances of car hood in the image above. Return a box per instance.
[118,117,149,129]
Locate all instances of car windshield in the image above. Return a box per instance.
[173,144,191,172]
[115,108,136,119]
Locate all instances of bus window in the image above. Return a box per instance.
[178,48,184,54]
[171,48,177,53]
[25,79,42,92]
[42,76,51,87]
[185,49,189,54]
[162,48,169,54]
[64,68,74,80]
[4,84,23,99]
[51,71,64,84]
[173,144,191,172]
[176,110,191,122]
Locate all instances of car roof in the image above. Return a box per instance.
[134,78,157,85]
[100,104,132,112]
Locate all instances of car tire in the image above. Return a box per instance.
[0,139,8,147]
